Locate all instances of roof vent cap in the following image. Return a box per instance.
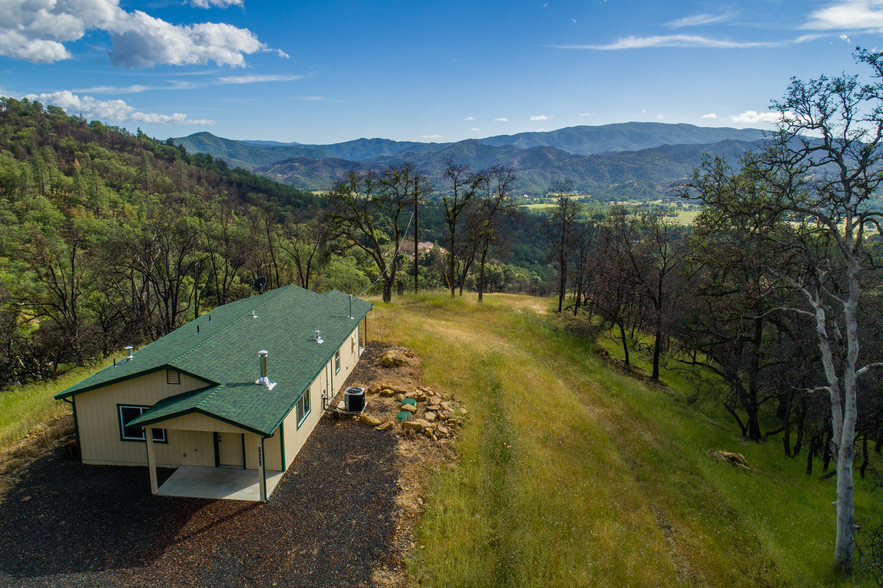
[255,350,277,391]
[315,329,324,344]
[124,346,134,360]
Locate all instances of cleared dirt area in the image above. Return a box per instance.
[0,341,447,587]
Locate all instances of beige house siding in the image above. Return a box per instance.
[281,323,361,469]
[75,370,210,467]
[74,323,361,472]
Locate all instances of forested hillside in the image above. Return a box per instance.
[0,98,555,389]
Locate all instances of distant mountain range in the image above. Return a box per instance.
[172,123,769,199]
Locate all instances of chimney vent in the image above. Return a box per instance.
[315,329,324,344]
[124,346,134,360]
[255,350,276,390]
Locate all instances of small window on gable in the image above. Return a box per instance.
[118,405,167,443]
[335,350,341,373]
[166,369,180,385]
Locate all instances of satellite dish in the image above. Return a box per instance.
[254,276,266,294]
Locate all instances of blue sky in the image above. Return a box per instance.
[1,0,882,144]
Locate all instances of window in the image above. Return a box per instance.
[118,405,166,443]
[334,350,341,373]
[296,388,311,428]
[166,369,180,385]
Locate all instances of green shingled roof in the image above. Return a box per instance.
[56,285,372,436]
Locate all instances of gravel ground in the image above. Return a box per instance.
[0,417,399,587]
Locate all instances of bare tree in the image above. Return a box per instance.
[326,164,421,302]
[547,179,581,313]
[474,165,516,302]
[442,159,485,298]
[688,49,883,572]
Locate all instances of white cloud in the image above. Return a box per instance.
[702,112,718,119]
[190,0,244,8]
[217,74,303,84]
[656,114,665,119]
[840,33,853,43]
[24,90,214,125]
[804,0,883,30]
[0,0,280,68]
[666,12,733,28]
[470,127,480,131]
[577,112,593,117]
[494,117,509,122]
[421,134,441,139]
[464,116,475,121]
[530,114,549,121]
[730,110,782,124]
[555,34,823,50]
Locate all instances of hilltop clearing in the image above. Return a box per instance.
[370,293,880,586]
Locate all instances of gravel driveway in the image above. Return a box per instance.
[0,417,400,587]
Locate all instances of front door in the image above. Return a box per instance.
[216,432,245,468]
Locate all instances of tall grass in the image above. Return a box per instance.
[372,292,879,586]
[0,357,117,450]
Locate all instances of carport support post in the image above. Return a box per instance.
[258,438,267,502]
[145,427,158,495]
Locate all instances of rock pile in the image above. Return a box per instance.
[351,382,465,443]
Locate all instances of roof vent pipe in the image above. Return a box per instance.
[348,294,354,320]
[315,329,324,344]
[124,346,134,360]
[255,350,276,390]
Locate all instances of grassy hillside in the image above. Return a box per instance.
[5,292,879,584]
[370,293,880,586]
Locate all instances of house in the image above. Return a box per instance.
[55,285,372,502]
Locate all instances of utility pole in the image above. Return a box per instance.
[414,176,419,294]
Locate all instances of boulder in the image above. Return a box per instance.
[427,404,441,412]
[401,404,417,413]
[377,349,410,367]
[460,407,468,416]
[360,414,383,427]
[367,382,383,395]
[380,388,397,397]
[376,421,394,431]
[436,425,450,437]
[707,450,750,470]
[424,411,437,423]
[402,418,431,432]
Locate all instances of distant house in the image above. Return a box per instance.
[55,285,371,501]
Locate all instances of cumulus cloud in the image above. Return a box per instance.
[464,116,475,121]
[25,90,214,125]
[421,134,441,139]
[577,112,593,117]
[190,0,244,8]
[530,114,549,121]
[555,33,822,50]
[804,0,883,30]
[0,0,279,67]
[470,127,480,131]
[494,117,509,122]
[702,112,718,119]
[730,110,782,124]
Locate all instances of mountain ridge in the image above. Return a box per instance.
[172,122,769,198]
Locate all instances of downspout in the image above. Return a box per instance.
[259,436,268,502]
[279,423,286,470]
